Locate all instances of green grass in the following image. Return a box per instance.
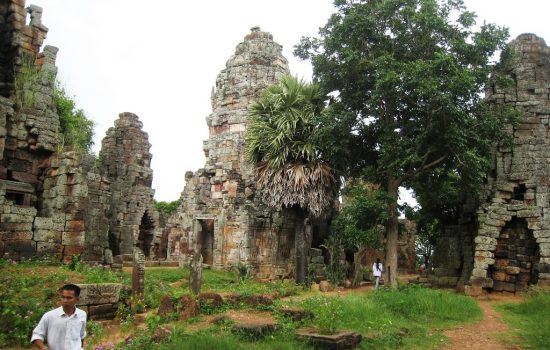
[158,327,312,350]
[495,288,550,350]
[291,284,482,349]
[0,259,483,350]
[157,285,482,350]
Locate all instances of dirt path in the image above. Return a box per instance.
[442,295,523,350]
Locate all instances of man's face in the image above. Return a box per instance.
[60,289,79,309]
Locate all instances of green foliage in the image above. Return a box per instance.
[86,319,105,348]
[496,289,550,350]
[158,328,311,350]
[334,184,389,252]
[14,53,41,109]
[62,259,125,284]
[245,75,338,217]
[234,262,251,282]
[321,233,346,285]
[246,75,326,168]
[295,0,514,287]
[301,295,344,334]
[155,199,181,216]
[54,82,94,153]
[0,259,67,347]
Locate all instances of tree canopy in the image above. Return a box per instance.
[295,0,514,287]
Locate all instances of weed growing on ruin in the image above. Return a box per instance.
[496,288,550,349]
[14,53,40,109]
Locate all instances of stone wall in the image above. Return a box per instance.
[163,27,314,279]
[0,1,160,264]
[466,34,550,295]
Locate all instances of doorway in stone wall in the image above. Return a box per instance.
[197,219,214,265]
[490,217,539,292]
[138,211,155,258]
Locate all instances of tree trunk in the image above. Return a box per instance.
[294,207,307,283]
[385,177,400,289]
[352,247,367,287]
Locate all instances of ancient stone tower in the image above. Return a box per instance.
[100,112,157,258]
[0,1,160,263]
[164,27,316,278]
[467,34,550,294]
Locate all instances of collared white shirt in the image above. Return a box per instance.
[31,306,87,350]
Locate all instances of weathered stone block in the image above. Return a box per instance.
[474,236,497,245]
[62,231,85,246]
[471,268,487,278]
[2,231,33,241]
[78,283,122,305]
[65,220,85,232]
[34,229,61,242]
[492,271,507,281]
[88,303,118,320]
[34,217,54,229]
[0,222,33,231]
[36,242,61,255]
[493,281,516,292]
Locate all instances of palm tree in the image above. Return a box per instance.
[246,75,338,283]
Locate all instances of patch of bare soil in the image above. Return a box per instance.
[442,294,524,350]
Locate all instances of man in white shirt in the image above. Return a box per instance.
[31,284,87,350]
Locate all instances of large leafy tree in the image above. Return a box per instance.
[245,75,338,283]
[296,0,513,287]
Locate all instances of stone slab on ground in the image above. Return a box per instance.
[296,328,362,349]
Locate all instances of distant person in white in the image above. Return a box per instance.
[31,284,87,350]
[372,258,383,289]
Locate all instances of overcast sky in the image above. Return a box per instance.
[29,0,550,202]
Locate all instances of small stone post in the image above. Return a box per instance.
[132,247,145,299]
[189,252,203,295]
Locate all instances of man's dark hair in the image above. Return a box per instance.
[61,284,81,297]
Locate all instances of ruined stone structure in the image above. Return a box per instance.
[163,27,330,279]
[466,34,550,294]
[429,34,550,294]
[0,1,160,263]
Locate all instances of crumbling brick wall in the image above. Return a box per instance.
[466,34,550,295]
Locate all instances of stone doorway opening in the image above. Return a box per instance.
[490,217,539,292]
[138,211,155,258]
[197,219,214,265]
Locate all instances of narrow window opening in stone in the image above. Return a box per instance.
[138,211,155,258]
[197,219,214,265]
[491,217,539,292]
[25,11,30,26]
[513,184,526,200]
[5,190,25,205]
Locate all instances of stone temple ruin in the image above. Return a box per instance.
[0,1,160,263]
[428,34,550,294]
[162,27,322,279]
[161,27,417,279]
[2,0,548,294]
